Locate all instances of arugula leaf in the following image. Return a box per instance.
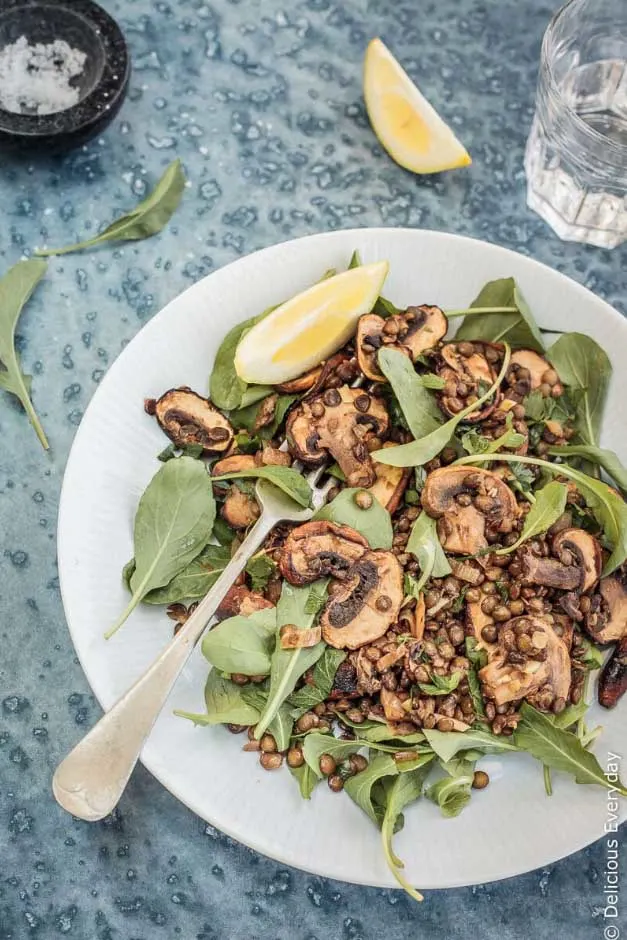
[201,608,276,676]
[302,732,361,777]
[422,728,518,762]
[132,543,230,605]
[454,277,544,352]
[314,487,393,549]
[417,671,462,696]
[157,442,204,462]
[548,444,627,495]
[406,512,452,590]
[578,635,604,670]
[254,582,326,737]
[230,393,298,438]
[303,582,329,616]
[548,699,590,731]
[425,759,475,817]
[245,553,277,593]
[547,333,611,447]
[465,637,488,669]
[36,159,185,256]
[344,753,399,825]
[288,761,320,799]
[377,347,443,439]
[381,764,432,903]
[495,481,568,555]
[466,664,488,726]
[336,713,425,745]
[454,453,627,574]
[213,465,312,508]
[0,259,49,449]
[289,648,346,718]
[514,703,627,794]
[461,414,525,458]
[209,305,277,410]
[267,701,294,751]
[175,671,261,727]
[107,458,216,637]
[373,345,511,467]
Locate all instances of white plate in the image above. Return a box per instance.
[58,228,627,889]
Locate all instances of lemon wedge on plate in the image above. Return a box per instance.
[234,261,389,385]
[364,37,471,174]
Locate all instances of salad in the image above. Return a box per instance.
[109,253,627,900]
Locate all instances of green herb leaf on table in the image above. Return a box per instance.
[453,277,545,352]
[289,648,346,718]
[548,444,627,495]
[376,347,443,439]
[381,764,432,903]
[343,753,399,825]
[514,703,627,795]
[373,344,512,468]
[302,732,361,778]
[107,457,216,637]
[314,487,393,549]
[213,465,312,509]
[254,581,327,737]
[422,728,519,763]
[289,761,320,800]
[0,259,49,449]
[175,671,261,727]
[417,671,462,696]
[406,512,452,590]
[201,608,276,676]
[547,333,611,447]
[495,481,568,555]
[36,159,186,257]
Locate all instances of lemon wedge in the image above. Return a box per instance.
[234,261,389,385]
[364,37,471,174]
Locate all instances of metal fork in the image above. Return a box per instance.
[52,465,334,822]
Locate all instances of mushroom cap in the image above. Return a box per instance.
[153,388,234,454]
[215,585,274,621]
[552,528,602,593]
[279,520,369,586]
[321,550,403,650]
[221,486,260,529]
[274,365,322,394]
[421,466,519,555]
[479,616,570,707]
[509,349,552,391]
[520,549,582,591]
[356,305,448,382]
[586,572,627,644]
[367,443,412,512]
[212,454,257,475]
[286,385,389,488]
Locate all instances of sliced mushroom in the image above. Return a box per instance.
[255,444,292,468]
[275,365,322,394]
[508,349,553,393]
[252,393,279,432]
[467,601,497,651]
[368,443,412,512]
[552,528,602,593]
[436,342,499,423]
[328,658,360,699]
[598,635,627,709]
[148,388,234,454]
[412,593,426,641]
[380,686,407,722]
[585,572,627,644]
[221,486,260,529]
[307,350,359,396]
[421,466,519,555]
[479,616,570,707]
[321,550,403,650]
[215,585,274,621]
[279,520,368,586]
[212,454,257,475]
[286,386,389,488]
[520,548,582,591]
[356,306,447,382]
[279,623,322,649]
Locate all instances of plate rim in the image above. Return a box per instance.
[57,226,626,889]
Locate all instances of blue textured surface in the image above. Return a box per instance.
[0,0,625,937]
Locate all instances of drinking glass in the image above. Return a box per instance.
[525,0,627,249]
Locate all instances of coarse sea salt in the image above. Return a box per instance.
[0,36,87,116]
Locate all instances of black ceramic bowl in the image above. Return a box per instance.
[0,0,130,153]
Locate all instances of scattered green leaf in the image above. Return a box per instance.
[377,347,442,440]
[314,487,393,549]
[289,648,346,718]
[495,481,568,555]
[548,444,627,495]
[406,512,452,590]
[417,671,462,696]
[201,608,276,676]
[454,277,544,352]
[547,333,611,447]
[213,465,312,508]
[381,765,432,902]
[175,670,260,726]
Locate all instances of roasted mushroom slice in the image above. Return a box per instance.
[598,635,627,709]
[506,349,554,396]
[279,520,368,586]
[275,365,322,394]
[368,443,412,512]
[320,550,403,650]
[479,616,571,707]
[255,444,292,468]
[356,306,447,382]
[215,585,274,621]
[280,623,322,649]
[252,393,279,432]
[421,466,519,555]
[552,528,602,593]
[520,548,581,591]
[328,658,361,699]
[436,342,499,423]
[212,454,257,475]
[147,388,234,454]
[585,571,627,644]
[221,486,260,529]
[286,386,389,488]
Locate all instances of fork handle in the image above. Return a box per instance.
[52,512,279,821]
